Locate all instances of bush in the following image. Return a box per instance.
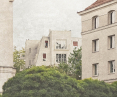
[78,78,115,97]
[2,66,117,97]
[2,66,81,97]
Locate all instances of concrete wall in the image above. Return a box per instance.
[79,0,117,82]
[81,2,117,32]
[0,0,16,93]
[36,37,51,66]
[0,0,13,67]
[50,30,71,65]
[25,30,82,67]
[25,40,40,68]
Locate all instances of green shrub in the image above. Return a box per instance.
[2,66,81,97]
[2,66,117,97]
[78,78,115,97]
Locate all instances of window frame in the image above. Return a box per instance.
[92,63,98,76]
[92,16,99,29]
[43,53,46,61]
[92,39,99,53]
[45,40,48,48]
[29,48,31,53]
[108,35,115,49]
[56,54,67,63]
[56,39,67,49]
[108,60,115,74]
[108,10,115,25]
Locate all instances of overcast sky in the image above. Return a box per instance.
[13,0,96,50]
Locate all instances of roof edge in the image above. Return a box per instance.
[78,0,117,15]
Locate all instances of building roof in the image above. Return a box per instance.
[85,0,113,10]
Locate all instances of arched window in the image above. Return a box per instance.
[92,16,99,29]
[108,10,115,24]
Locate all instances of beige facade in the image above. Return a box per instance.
[0,0,16,93]
[78,0,117,83]
[25,30,82,68]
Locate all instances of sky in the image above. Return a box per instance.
[13,0,96,50]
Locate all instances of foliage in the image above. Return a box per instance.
[78,78,116,97]
[2,66,117,97]
[13,46,25,72]
[111,81,117,97]
[58,48,82,80]
[68,48,82,79]
[58,62,69,74]
[0,95,2,97]
[2,66,81,97]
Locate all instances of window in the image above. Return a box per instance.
[29,48,31,53]
[73,41,78,46]
[108,11,115,24]
[92,16,99,29]
[45,41,48,48]
[56,40,67,49]
[22,54,25,57]
[92,39,99,52]
[56,54,66,63]
[29,60,31,65]
[108,35,115,49]
[109,60,115,73]
[92,64,98,76]
[43,53,46,61]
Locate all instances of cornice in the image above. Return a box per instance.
[78,0,117,16]
[81,22,117,35]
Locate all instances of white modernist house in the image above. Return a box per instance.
[0,0,16,94]
[25,30,82,68]
[78,0,117,83]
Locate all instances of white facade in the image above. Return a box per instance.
[0,0,16,94]
[25,30,82,68]
[78,0,117,83]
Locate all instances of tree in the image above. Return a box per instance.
[68,48,82,80]
[2,66,117,97]
[58,48,82,80]
[2,66,81,97]
[13,46,25,72]
[78,78,116,97]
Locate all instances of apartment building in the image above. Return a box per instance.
[78,0,117,83]
[0,0,16,94]
[25,30,82,68]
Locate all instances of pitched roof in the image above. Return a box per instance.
[85,0,113,10]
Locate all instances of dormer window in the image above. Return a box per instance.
[108,11,115,24]
[92,16,99,29]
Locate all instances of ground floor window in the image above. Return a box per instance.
[109,60,115,73]
[29,60,31,66]
[43,53,46,61]
[56,54,66,63]
[92,63,98,76]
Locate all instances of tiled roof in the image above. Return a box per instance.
[85,0,113,10]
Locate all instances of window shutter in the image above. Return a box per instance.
[112,12,115,23]
[97,64,99,75]
[45,41,48,43]
[112,61,115,73]
[112,36,115,48]
[96,40,99,51]
[43,54,46,58]
[96,17,99,28]
[73,41,78,46]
